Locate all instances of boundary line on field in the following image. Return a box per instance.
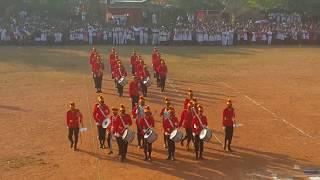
[83,74,102,180]
[220,82,313,138]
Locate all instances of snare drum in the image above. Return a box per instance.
[170,129,184,143]
[199,128,213,142]
[118,77,128,87]
[102,118,111,128]
[144,129,158,143]
[143,77,152,87]
[122,128,135,143]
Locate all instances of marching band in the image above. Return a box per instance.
[66,47,238,163]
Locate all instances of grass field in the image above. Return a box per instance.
[0,45,320,180]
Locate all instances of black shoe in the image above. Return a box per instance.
[166,156,171,160]
[74,146,78,151]
[108,151,113,155]
[144,156,148,161]
[228,147,232,152]
[70,142,74,148]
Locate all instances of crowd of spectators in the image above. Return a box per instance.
[1,10,319,46]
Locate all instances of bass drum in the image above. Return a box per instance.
[144,129,158,143]
[118,77,128,87]
[170,129,184,143]
[102,118,111,128]
[143,77,152,87]
[122,128,135,143]
[199,128,213,142]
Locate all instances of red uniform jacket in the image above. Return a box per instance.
[128,80,140,97]
[109,53,115,65]
[223,108,235,127]
[108,115,117,133]
[192,115,208,135]
[132,105,145,124]
[160,107,173,128]
[113,114,132,136]
[179,109,193,128]
[130,55,138,66]
[114,67,127,80]
[183,98,191,109]
[89,53,96,72]
[93,62,104,76]
[135,63,143,76]
[157,65,168,77]
[136,69,150,80]
[163,116,179,135]
[139,116,155,136]
[92,103,110,126]
[152,53,160,71]
[66,109,82,128]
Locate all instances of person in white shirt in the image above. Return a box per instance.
[88,26,94,45]
[267,29,272,45]
[143,27,148,45]
[112,27,116,45]
[251,31,257,44]
[152,27,159,45]
[122,27,127,45]
[139,27,144,45]
[228,28,234,46]
[0,28,6,42]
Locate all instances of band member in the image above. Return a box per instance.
[89,47,97,77]
[223,99,235,152]
[184,89,194,109]
[93,56,104,93]
[109,48,116,78]
[151,48,160,77]
[130,51,138,75]
[114,62,128,97]
[89,47,96,64]
[107,107,119,155]
[192,105,208,160]
[113,104,133,162]
[157,59,168,92]
[140,106,155,161]
[160,97,171,148]
[179,102,194,150]
[135,58,144,77]
[66,102,83,151]
[138,65,150,97]
[155,52,161,87]
[132,96,145,148]
[128,76,140,109]
[163,107,179,161]
[93,95,110,149]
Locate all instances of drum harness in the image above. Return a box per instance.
[98,104,109,125]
